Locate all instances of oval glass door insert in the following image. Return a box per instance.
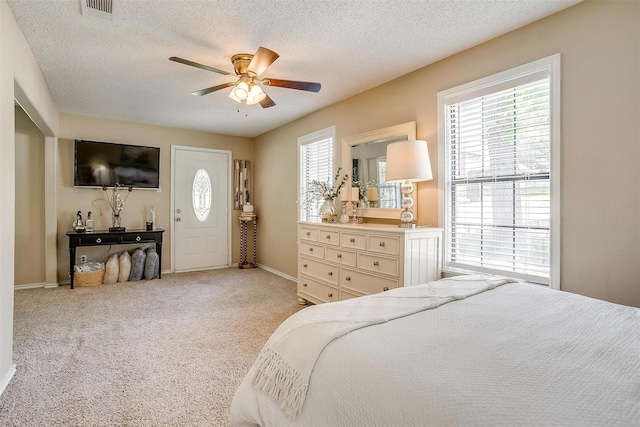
[192,169,212,222]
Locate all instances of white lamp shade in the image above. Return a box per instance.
[385,140,433,183]
[246,84,266,105]
[230,81,249,101]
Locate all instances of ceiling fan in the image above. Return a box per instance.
[169,47,321,108]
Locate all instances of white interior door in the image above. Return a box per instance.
[172,147,230,271]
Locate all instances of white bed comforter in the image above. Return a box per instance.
[230,280,640,426]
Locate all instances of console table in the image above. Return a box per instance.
[66,229,165,289]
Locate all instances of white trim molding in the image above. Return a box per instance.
[0,364,16,397]
[258,264,297,282]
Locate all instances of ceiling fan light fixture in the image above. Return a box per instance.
[246,84,266,105]
[231,81,250,101]
[172,46,320,109]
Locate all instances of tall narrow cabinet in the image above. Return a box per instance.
[297,222,443,305]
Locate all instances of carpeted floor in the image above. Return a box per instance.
[0,268,303,426]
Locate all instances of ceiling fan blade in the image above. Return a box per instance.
[169,56,233,76]
[259,93,276,108]
[262,78,321,93]
[190,82,236,96]
[248,47,279,76]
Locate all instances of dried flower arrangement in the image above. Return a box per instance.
[304,167,349,205]
[102,184,133,230]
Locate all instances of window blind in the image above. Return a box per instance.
[445,77,551,284]
[299,135,334,222]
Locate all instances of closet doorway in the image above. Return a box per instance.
[14,105,45,288]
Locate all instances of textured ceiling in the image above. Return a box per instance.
[8,0,581,138]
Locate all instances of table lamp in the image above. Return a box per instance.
[385,140,433,228]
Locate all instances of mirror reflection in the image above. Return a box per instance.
[350,136,407,209]
[342,121,417,219]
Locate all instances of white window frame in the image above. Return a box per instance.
[437,54,561,289]
[297,126,337,222]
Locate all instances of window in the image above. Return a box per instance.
[438,55,560,287]
[192,168,212,222]
[298,126,336,222]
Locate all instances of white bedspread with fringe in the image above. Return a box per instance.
[251,274,516,418]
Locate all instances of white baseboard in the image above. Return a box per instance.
[258,264,296,282]
[0,364,16,397]
[14,282,47,290]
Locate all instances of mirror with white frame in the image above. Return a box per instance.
[342,121,417,219]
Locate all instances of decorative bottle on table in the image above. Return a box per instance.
[73,211,85,232]
[85,211,94,232]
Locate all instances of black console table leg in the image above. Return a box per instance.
[156,242,163,279]
[69,247,76,289]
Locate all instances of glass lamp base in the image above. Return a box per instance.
[398,181,416,228]
[398,223,417,229]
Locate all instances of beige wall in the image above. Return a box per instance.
[1,0,60,394]
[14,105,45,286]
[56,113,254,281]
[255,1,640,307]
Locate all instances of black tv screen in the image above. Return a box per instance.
[74,139,160,189]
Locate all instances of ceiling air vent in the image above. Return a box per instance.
[81,0,116,21]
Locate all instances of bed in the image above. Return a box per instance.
[230,275,640,426]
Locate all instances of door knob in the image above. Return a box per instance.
[176,217,182,222]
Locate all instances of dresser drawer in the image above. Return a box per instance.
[318,229,340,246]
[300,226,318,242]
[358,253,399,277]
[121,233,156,243]
[325,247,356,267]
[368,234,400,255]
[300,241,325,259]
[340,232,366,250]
[299,256,339,286]
[340,268,398,295]
[298,275,338,303]
[339,289,361,301]
[78,234,120,245]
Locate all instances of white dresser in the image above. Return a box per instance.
[297,221,443,305]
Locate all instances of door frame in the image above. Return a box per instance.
[170,145,233,272]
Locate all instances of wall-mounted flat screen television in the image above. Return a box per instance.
[74,139,160,189]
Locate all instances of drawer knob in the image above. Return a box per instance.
[349,238,355,243]
[309,247,313,252]
[383,287,389,291]
[346,276,351,281]
[379,242,385,247]
[373,261,379,266]
[303,264,308,268]
[328,293,333,298]
[136,236,141,242]
[326,235,331,239]
[96,238,102,244]
[306,232,311,236]
[337,254,342,259]
[328,272,333,276]
[303,283,308,287]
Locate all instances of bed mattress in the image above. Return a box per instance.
[230,281,640,426]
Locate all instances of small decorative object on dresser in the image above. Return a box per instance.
[297,221,443,305]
